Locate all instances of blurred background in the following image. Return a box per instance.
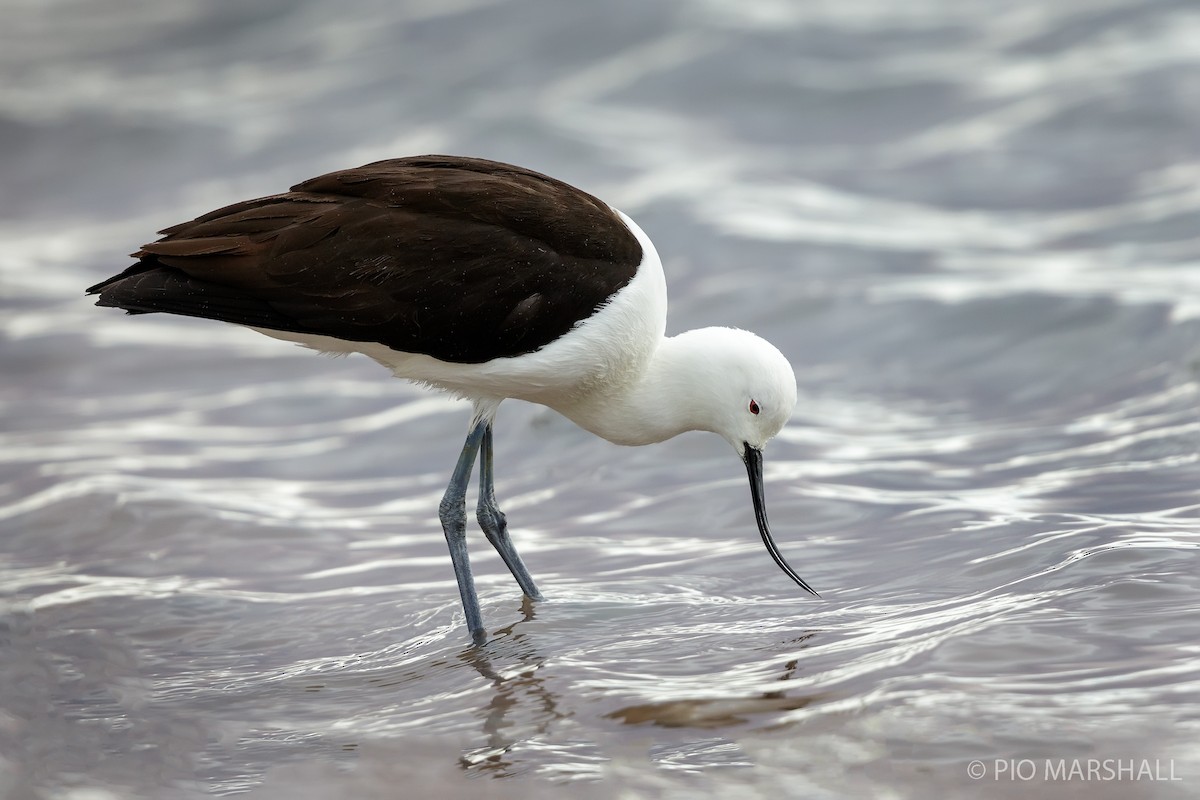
[2,0,1199,798]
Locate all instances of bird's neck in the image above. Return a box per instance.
[557,332,714,446]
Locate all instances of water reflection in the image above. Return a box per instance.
[457,597,561,776]
[605,638,824,730]
[440,599,832,777]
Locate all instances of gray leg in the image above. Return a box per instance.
[440,420,488,645]
[476,423,543,601]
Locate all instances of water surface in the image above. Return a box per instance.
[2,1,1199,797]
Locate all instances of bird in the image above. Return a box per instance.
[86,155,819,644]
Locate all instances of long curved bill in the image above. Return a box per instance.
[743,444,820,596]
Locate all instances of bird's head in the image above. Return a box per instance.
[670,327,797,452]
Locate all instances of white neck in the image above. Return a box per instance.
[556,331,717,446]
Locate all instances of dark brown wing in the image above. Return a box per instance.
[87,156,644,364]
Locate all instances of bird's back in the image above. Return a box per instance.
[88,156,644,364]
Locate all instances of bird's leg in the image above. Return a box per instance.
[440,420,488,645]
[476,422,543,601]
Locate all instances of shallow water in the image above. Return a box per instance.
[2,0,1199,797]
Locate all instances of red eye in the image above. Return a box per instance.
[749,400,760,415]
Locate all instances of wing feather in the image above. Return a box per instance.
[88,156,643,363]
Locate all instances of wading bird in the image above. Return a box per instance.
[87,155,818,644]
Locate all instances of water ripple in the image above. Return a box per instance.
[4,0,1200,797]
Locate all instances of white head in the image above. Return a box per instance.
[668,327,798,453]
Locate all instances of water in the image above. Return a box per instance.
[2,0,1199,797]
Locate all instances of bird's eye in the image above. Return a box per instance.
[749,400,760,415]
